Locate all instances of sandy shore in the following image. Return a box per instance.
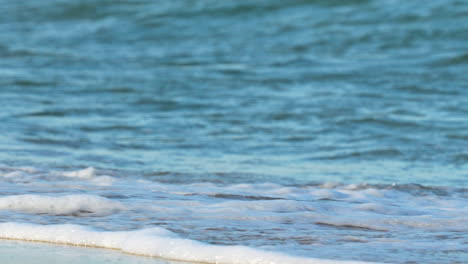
[0,239,190,264]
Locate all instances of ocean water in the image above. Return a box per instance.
[0,0,467,263]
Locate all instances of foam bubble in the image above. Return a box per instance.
[0,195,125,216]
[0,223,375,264]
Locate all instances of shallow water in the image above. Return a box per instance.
[0,0,467,263]
[0,239,187,264]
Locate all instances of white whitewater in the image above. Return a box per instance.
[0,166,466,263]
[0,223,374,264]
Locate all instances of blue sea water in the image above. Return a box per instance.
[0,0,467,263]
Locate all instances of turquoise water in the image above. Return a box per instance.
[0,1,467,263]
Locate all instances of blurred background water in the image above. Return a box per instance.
[1,0,468,187]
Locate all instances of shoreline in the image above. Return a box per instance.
[0,222,375,264]
[0,238,188,264]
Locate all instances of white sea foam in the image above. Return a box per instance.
[61,167,97,178]
[0,171,27,178]
[0,165,466,263]
[0,195,125,216]
[0,223,374,264]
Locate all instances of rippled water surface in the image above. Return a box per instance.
[0,1,467,263]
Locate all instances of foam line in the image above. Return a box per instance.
[0,195,125,216]
[0,223,376,264]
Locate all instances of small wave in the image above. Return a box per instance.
[311,148,403,161]
[0,223,374,264]
[432,52,468,66]
[337,116,423,129]
[13,80,56,87]
[337,182,465,197]
[15,108,93,118]
[17,110,67,118]
[207,193,282,201]
[19,137,89,149]
[395,85,462,96]
[314,221,388,232]
[61,167,97,178]
[0,194,125,216]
